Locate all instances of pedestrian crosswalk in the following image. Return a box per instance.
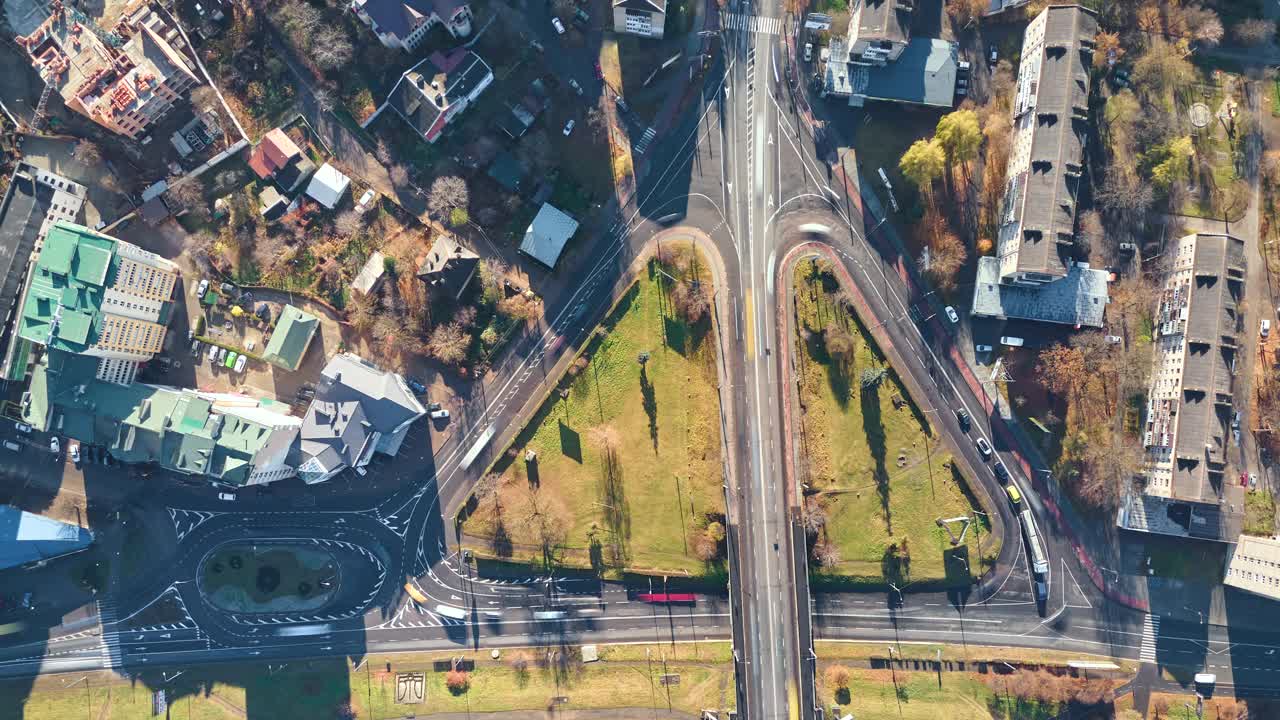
[1140,613,1160,663]
[97,597,123,670]
[723,13,782,35]
[633,127,657,155]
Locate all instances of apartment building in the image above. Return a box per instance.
[1117,233,1246,541]
[17,1,200,140]
[821,0,959,109]
[385,49,493,144]
[350,0,473,50]
[16,221,179,387]
[970,4,1109,327]
[1225,535,1280,602]
[847,0,913,65]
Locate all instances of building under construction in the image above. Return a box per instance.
[16,0,200,138]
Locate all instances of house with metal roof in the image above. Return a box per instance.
[1117,233,1246,542]
[262,305,319,372]
[304,163,351,210]
[290,353,426,483]
[16,221,179,386]
[519,203,580,269]
[0,505,94,571]
[350,0,474,51]
[822,21,958,108]
[352,251,388,297]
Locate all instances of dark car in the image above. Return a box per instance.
[955,408,971,433]
[993,460,1010,481]
[405,377,428,395]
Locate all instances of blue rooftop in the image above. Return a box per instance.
[0,505,94,570]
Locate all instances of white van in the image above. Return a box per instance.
[1000,336,1025,347]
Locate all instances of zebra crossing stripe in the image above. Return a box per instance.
[723,14,782,35]
[1140,614,1159,663]
[97,599,123,670]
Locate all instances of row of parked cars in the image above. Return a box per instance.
[194,339,248,373]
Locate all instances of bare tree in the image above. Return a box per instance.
[73,140,102,165]
[376,138,394,166]
[334,210,365,238]
[802,496,827,534]
[312,86,335,113]
[812,540,840,568]
[1233,18,1276,46]
[428,175,470,216]
[669,280,710,323]
[388,164,411,188]
[428,322,469,365]
[311,27,353,71]
[167,177,210,223]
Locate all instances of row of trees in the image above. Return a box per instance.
[985,669,1115,707]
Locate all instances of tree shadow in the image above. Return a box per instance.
[861,381,892,535]
[597,446,630,566]
[881,541,910,585]
[491,514,514,559]
[639,365,659,453]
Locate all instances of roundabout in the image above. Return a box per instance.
[200,542,340,614]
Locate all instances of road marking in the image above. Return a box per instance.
[723,13,782,35]
[1140,614,1159,663]
[743,289,755,357]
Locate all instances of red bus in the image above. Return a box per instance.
[637,593,697,605]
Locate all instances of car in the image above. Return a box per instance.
[989,44,998,64]
[975,437,993,460]
[430,409,451,421]
[563,119,575,136]
[594,62,603,79]
[568,78,584,96]
[615,95,630,113]
[208,344,219,362]
[945,306,959,324]
[69,443,80,464]
[975,344,993,353]
[956,84,968,97]
[20,593,32,610]
[958,60,971,73]
[1232,411,1241,429]
[196,279,209,297]
[2,441,18,452]
[1034,579,1048,603]
[1118,242,1137,253]
[191,339,202,357]
[955,408,971,432]
[993,461,1010,481]
[803,42,813,62]
[217,348,227,363]
[552,16,565,34]
[217,492,236,501]
[1241,472,1249,487]
[1005,484,1023,506]
[14,422,31,434]
[234,355,247,373]
[405,377,428,395]
[49,437,59,454]
[573,8,590,27]
[224,351,238,369]
[187,328,194,341]
[428,401,442,412]
[1262,319,1271,338]
[1000,336,1025,347]
[1105,335,1123,344]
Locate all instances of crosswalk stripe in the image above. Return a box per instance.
[723,14,781,35]
[1140,614,1159,663]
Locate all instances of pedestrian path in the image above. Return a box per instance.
[1140,614,1160,664]
[723,13,782,35]
[633,127,657,155]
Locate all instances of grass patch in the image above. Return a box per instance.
[815,641,1137,672]
[1244,489,1276,537]
[201,545,337,610]
[794,262,994,587]
[461,248,724,578]
[1143,535,1228,586]
[817,665,1064,720]
[0,645,735,719]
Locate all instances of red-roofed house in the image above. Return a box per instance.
[246,129,316,191]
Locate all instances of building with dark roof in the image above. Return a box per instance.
[821,3,958,109]
[417,234,479,301]
[1117,233,1246,542]
[386,49,493,144]
[487,151,527,193]
[291,353,426,483]
[613,0,666,38]
[350,0,473,50]
[995,4,1096,287]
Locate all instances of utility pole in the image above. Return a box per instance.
[887,646,903,718]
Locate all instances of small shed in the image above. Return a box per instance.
[139,195,170,226]
[519,203,579,269]
[262,305,320,371]
[259,186,288,219]
[352,251,387,296]
[305,163,351,210]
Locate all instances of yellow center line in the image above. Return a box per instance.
[743,288,755,358]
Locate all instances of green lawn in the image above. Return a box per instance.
[817,666,1064,720]
[794,263,995,587]
[201,545,337,611]
[0,646,734,719]
[461,249,724,577]
[1244,489,1276,537]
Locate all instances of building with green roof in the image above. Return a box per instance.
[16,221,180,386]
[22,349,301,486]
[262,305,319,372]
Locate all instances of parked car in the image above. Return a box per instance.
[975,436,993,460]
[568,78,584,96]
[975,344,993,353]
[1105,335,1122,344]
[69,443,80,464]
[803,42,813,62]
[217,492,236,501]
[1118,242,1137,253]
[594,62,603,79]
[2,441,18,452]
[13,422,31,434]
[207,344,219,362]
[615,95,630,113]
[217,347,227,363]
[552,16,565,34]
[572,7,589,27]
[563,119,576,136]
[1251,474,1259,490]
[945,306,959,324]
[430,409,451,421]
[224,351,238,369]
[191,339,202,357]
[234,355,247,373]
[988,44,998,64]
[405,377,428,395]
[428,401,442,412]
[49,437,59,454]
[1262,319,1271,338]
[196,279,209,297]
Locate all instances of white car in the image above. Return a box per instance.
[552,16,565,34]
[1105,335,1123,344]
[217,492,236,501]
[430,409,451,421]
[975,344,993,353]
[945,306,959,323]
[217,347,227,363]
[14,422,31,434]
[196,279,209,297]
[803,42,813,62]
[1263,319,1272,338]
[207,344,219,362]
[563,119,575,136]
[49,437,59,454]
[234,355,247,373]
[70,443,80,463]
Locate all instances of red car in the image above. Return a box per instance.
[594,62,603,79]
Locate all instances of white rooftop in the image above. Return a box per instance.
[305,163,351,210]
[519,203,579,268]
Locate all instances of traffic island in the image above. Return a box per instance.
[200,543,340,614]
[459,242,727,579]
[789,259,1000,588]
